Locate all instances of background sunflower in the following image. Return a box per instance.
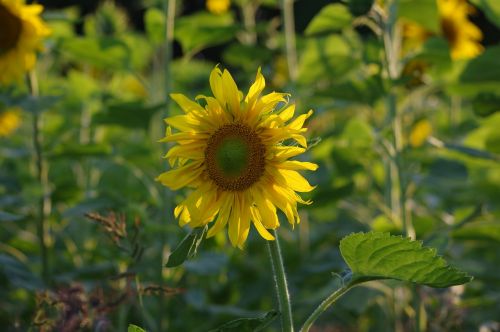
[0,0,50,84]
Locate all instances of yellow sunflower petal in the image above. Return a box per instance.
[278,169,316,192]
[222,69,241,115]
[156,162,203,190]
[278,160,318,171]
[170,93,205,113]
[251,186,279,228]
[250,207,275,241]
[279,104,295,122]
[237,196,251,248]
[245,67,265,105]
[228,195,241,247]
[207,194,232,237]
[288,110,313,130]
[272,146,307,160]
[209,66,225,107]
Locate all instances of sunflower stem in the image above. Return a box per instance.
[267,230,294,332]
[29,70,50,285]
[382,0,414,239]
[280,0,298,82]
[158,0,176,330]
[299,283,354,332]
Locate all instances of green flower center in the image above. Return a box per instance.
[215,137,249,177]
[205,123,266,191]
[0,4,22,55]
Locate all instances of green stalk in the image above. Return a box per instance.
[267,230,294,332]
[280,0,298,82]
[29,70,50,285]
[158,0,176,330]
[383,2,419,331]
[382,0,414,239]
[299,283,354,332]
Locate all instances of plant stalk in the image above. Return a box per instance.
[29,70,50,285]
[158,0,176,330]
[382,0,414,239]
[299,283,354,332]
[267,230,294,332]
[280,0,298,81]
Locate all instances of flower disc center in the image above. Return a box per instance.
[205,123,265,191]
[441,18,458,46]
[0,4,22,54]
[215,137,249,177]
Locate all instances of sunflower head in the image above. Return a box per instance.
[0,0,50,85]
[157,66,317,248]
[438,0,483,60]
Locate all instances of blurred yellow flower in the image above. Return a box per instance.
[402,0,482,60]
[0,108,22,137]
[111,74,148,99]
[157,66,317,248]
[409,119,432,147]
[206,0,230,15]
[438,0,483,60]
[0,0,50,84]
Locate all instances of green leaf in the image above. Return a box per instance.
[340,232,472,288]
[144,8,165,46]
[208,311,279,332]
[298,34,361,84]
[0,254,44,290]
[460,46,500,83]
[60,37,130,70]
[399,0,440,33]
[305,4,352,36]
[128,324,146,332]
[452,222,500,242]
[175,12,238,54]
[345,0,374,16]
[470,0,500,28]
[0,211,24,222]
[472,93,500,117]
[165,226,208,268]
[94,100,164,130]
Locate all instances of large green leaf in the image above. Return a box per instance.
[208,311,278,332]
[305,4,352,36]
[175,12,238,54]
[460,46,500,83]
[165,226,208,268]
[60,37,131,70]
[298,34,361,84]
[144,7,165,46]
[452,221,500,242]
[93,100,165,130]
[340,232,472,288]
[128,324,146,332]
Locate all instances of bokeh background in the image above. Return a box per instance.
[1,0,500,331]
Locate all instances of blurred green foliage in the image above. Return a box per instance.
[1,0,500,331]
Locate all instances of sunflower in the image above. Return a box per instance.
[157,67,317,248]
[438,0,482,60]
[0,0,50,85]
[0,107,21,137]
[401,0,482,60]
